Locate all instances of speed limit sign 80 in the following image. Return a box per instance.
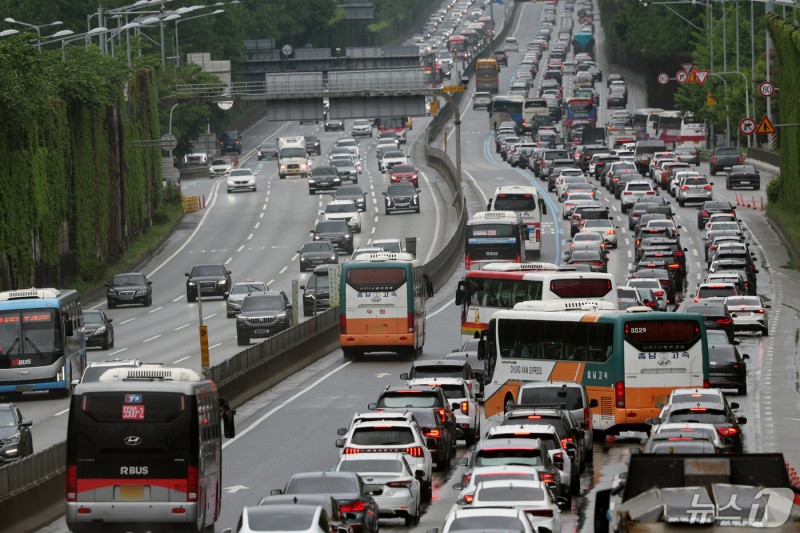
[760,81,775,97]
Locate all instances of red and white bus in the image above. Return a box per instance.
[447,35,469,60]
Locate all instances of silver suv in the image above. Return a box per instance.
[676,175,713,206]
[620,180,657,213]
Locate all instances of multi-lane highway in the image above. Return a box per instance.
[34,0,800,531]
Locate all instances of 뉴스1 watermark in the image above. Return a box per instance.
[681,488,795,527]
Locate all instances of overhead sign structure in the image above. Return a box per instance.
[738,117,756,136]
[759,81,775,97]
[681,63,694,73]
[675,70,688,84]
[695,70,710,86]
[442,85,465,92]
[756,115,776,135]
[657,72,670,85]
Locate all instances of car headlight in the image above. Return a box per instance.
[309,179,316,183]
[344,234,352,239]
[218,280,227,285]
[280,164,287,170]
[301,163,308,170]
[94,325,106,335]
[135,289,148,295]
[314,235,321,240]
[276,312,287,319]
[334,177,341,183]
[258,150,263,156]
[330,254,337,260]
[2,432,20,445]
[236,317,246,324]
[188,281,196,286]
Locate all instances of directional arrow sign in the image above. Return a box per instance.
[738,117,756,136]
[759,81,775,97]
[225,485,249,494]
[695,70,710,86]
[756,114,776,135]
[675,70,688,84]
[657,72,670,85]
[681,63,695,73]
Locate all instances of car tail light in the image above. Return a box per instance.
[527,510,554,518]
[462,401,469,415]
[675,251,685,258]
[737,155,743,163]
[465,253,471,269]
[718,426,739,437]
[584,407,591,428]
[681,185,689,190]
[385,479,414,489]
[701,211,709,217]
[553,452,564,469]
[592,261,605,266]
[344,447,359,455]
[407,313,414,333]
[407,446,424,457]
[703,379,711,388]
[340,500,366,513]
[463,494,474,504]
[704,185,713,190]
[188,466,198,502]
[712,156,717,163]
[66,465,77,502]
[756,309,765,314]
[716,317,732,325]
[340,314,347,334]
[615,381,625,408]
[560,437,573,449]
[607,229,616,235]
[668,263,680,270]
[654,290,664,297]
[434,409,447,423]
[540,473,555,484]
[424,429,441,438]
[646,300,657,308]
[623,191,632,195]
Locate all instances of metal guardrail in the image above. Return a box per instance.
[0,442,65,501]
[747,147,780,168]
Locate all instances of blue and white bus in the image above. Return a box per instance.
[0,288,86,395]
[489,95,525,132]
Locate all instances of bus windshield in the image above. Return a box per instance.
[0,309,62,364]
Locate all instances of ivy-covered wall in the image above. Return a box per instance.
[0,42,162,290]
[767,15,800,208]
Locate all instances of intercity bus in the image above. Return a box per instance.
[455,264,617,344]
[475,58,500,93]
[632,108,663,140]
[0,287,86,395]
[478,309,709,433]
[487,185,548,254]
[66,366,236,532]
[489,94,525,131]
[465,211,528,271]
[339,253,433,359]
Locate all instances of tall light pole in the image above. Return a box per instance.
[174,9,224,66]
[59,27,108,60]
[140,12,181,65]
[4,18,63,50]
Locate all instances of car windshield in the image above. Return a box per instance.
[316,221,348,233]
[392,165,416,174]
[353,120,371,126]
[229,169,252,177]
[191,265,224,276]
[378,393,438,408]
[388,185,416,195]
[337,187,363,197]
[286,477,357,494]
[726,297,760,306]
[649,441,715,454]
[439,384,467,399]
[338,459,403,473]
[667,408,729,424]
[231,283,267,295]
[326,203,356,213]
[583,220,612,229]
[518,386,583,410]
[211,159,229,166]
[449,517,525,532]
[242,295,285,312]
[246,508,315,532]
[111,273,146,286]
[302,242,333,253]
[351,427,416,446]
[84,312,105,325]
[384,151,405,159]
[332,160,355,170]
[413,366,464,379]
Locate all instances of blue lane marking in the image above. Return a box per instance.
[482,133,562,261]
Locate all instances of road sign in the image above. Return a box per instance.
[687,68,698,83]
[442,85,464,92]
[578,16,586,23]
[675,70,688,84]
[756,115,776,135]
[759,81,775,97]
[585,16,594,23]
[657,72,670,85]
[695,70,710,85]
[429,100,439,115]
[578,8,587,17]
[738,117,756,136]
[681,63,694,73]
[160,133,178,151]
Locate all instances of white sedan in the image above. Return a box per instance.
[724,295,770,335]
[468,479,569,533]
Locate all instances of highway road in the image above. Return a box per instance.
[36,0,800,532]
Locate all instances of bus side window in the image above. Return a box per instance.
[220,398,236,438]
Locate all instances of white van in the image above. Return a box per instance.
[277,136,310,179]
[504,37,519,52]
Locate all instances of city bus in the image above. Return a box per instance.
[522,98,550,134]
[66,366,236,532]
[423,63,444,87]
[489,94,525,131]
[339,252,434,359]
[632,108,663,140]
[487,185,548,253]
[447,35,469,59]
[478,309,709,432]
[655,110,707,147]
[475,58,500,93]
[0,287,86,395]
[375,117,407,144]
[564,98,597,129]
[455,265,618,344]
[465,211,528,271]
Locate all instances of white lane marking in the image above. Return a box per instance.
[174,324,191,330]
[374,216,379,223]
[143,335,161,343]
[371,227,376,234]
[223,361,352,449]
[225,257,233,265]
[268,279,275,286]
[210,343,223,350]
[463,170,490,207]
[420,170,442,264]
[172,295,184,302]
[279,266,287,274]
[148,306,163,313]
[173,356,191,364]
[237,245,245,252]
[291,253,299,261]
[203,313,216,320]
[255,222,260,229]
[374,206,379,213]
[108,347,128,356]
[260,212,264,219]
[54,408,70,416]
[120,318,136,325]
[247,233,253,240]
[428,300,455,318]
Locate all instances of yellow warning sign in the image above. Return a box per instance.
[429,100,439,115]
[687,68,699,83]
[756,114,776,135]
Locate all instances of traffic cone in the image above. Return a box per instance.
[735,193,741,206]
[751,196,757,209]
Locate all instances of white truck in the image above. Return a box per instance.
[277,136,310,179]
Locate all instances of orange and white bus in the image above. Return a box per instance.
[339,253,433,360]
[476,58,500,93]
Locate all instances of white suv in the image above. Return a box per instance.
[380,151,408,172]
[407,377,481,445]
[350,119,373,137]
[620,180,657,213]
[321,200,362,233]
[334,418,434,502]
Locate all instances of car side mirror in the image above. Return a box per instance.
[457,457,468,466]
[730,402,740,409]
[645,417,662,425]
[106,318,113,323]
[270,489,283,496]
[400,372,409,380]
[147,280,153,285]
[104,282,110,288]
[452,402,460,411]
[335,438,346,448]
[337,427,347,436]
[452,482,465,490]
[557,496,571,510]
[20,419,32,428]
[368,403,377,410]
[737,417,747,424]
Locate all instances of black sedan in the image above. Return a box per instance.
[563,248,607,272]
[270,471,380,533]
[185,263,232,301]
[333,185,367,212]
[697,200,736,230]
[257,140,278,160]
[236,292,293,345]
[680,300,736,343]
[708,342,749,395]
[309,166,342,195]
[84,310,114,350]
[311,220,354,254]
[0,403,33,464]
[106,272,152,308]
[606,89,626,109]
[298,241,338,272]
[725,164,760,190]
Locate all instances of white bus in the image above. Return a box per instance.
[632,108,663,141]
[465,211,528,271]
[487,186,548,254]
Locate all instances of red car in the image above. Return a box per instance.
[389,164,419,186]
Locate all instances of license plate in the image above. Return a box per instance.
[396,203,409,208]
[255,329,270,334]
[119,485,145,501]
[740,181,750,185]
[120,295,133,300]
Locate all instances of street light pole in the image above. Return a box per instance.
[713,71,750,148]
[3,18,63,50]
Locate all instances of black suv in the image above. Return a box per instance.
[502,407,586,474]
[218,130,242,155]
[709,147,742,175]
[333,185,367,212]
[681,300,735,343]
[493,49,508,67]
[309,166,341,195]
[311,220,354,254]
[383,183,420,215]
[304,134,321,155]
[0,403,33,464]
[725,164,760,190]
[185,264,232,302]
[236,291,293,345]
[106,272,152,308]
[301,265,331,316]
[697,200,736,229]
